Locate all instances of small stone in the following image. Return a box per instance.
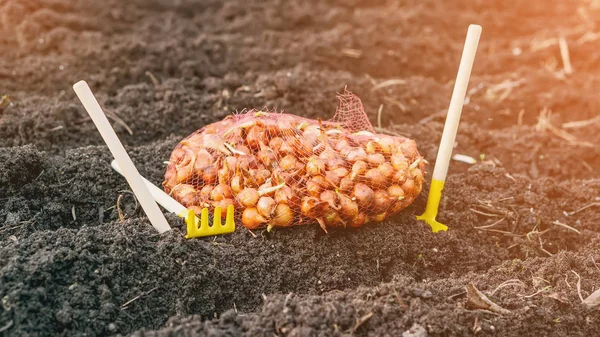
[412,288,432,299]
[108,323,116,332]
[402,323,428,337]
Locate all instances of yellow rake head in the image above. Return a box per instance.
[183,205,235,239]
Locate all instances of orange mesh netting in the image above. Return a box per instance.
[163,89,426,232]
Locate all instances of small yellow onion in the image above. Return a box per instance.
[300,196,328,218]
[392,169,407,185]
[338,193,358,220]
[378,162,395,179]
[348,212,368,228]
[339,176,354,192]
[326,157,346,171]
[213,198,235,210]
[269,137,284,153]
[367,153,385,167]
[391,153,408,171]
[387,185,405,200]
[373,190,394,212]
[321,209,343,227]
[377,137,394,155]
[365,168,387,188]
[401,140,418,159]
[352,183,375,207]
[241,207,267,229]
[350,160,368,180]
[246,125,265,150]
[172,184,197,207]
[347,148,367,162]
[193,149,214,175]
[401,179,416,197]
[202,166,218,184]
[324,170,341,188]
[200,185,214,201]
[257,196,277,218]
[306,158,325,176]
[306,178,322,197]
[320,190,338,209]
[372,212,387,222]
[274,186,294,205]
[210,183,233,201]
[279,154,298,171]
[230,175,243,194]
[334,139,351,152]
[237,188,259,207]
[268,204,294,228]
[365,140,381,154]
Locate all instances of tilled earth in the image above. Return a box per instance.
[1,0,600,336]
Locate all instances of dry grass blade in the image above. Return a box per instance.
[567,202,600,216]
[536,108,594,147]
[475,217,506,230]
[491,279,526,296]
[341,48,363,58]
[419,109,447,124]
[371,79,406,91]
[121,287,158,309]
[559,37,573,75]
[383,96,407,112]
[466,283,511,315]
[377,104,383,129]
[562,115,600,129]
[348,312,373,333]
[105,109,134,136]
[572,270,585,303]
[518,285,552,298]
[552,220,580,234]
[583,288,600,308]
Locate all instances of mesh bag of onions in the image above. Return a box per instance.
[163,90,426,232]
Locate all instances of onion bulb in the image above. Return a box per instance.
[213,198,234,210]
[391,153,408,171]
[352,183,375,207]
[246,125,265,150]
[280,154,298,171]
[306,158,325,176]
[378,162,395,179]
[269,137,284,153]
[210,183,233,201]
[377,137,394,155]
[346,147,367,162]
[268,204,294,228]
[348,212,367,228]
[339,176,354,192]
[392,169,407,185]
[275,186,294,205]
[365,168,387,188]
[387,185,405,200]
[202,166,218,184]
[257,196,277,218]
[367,153,385,167]
[320,190,338,209]
[338,193,358,220]
[350,160,368,180]
[241,207,267,229]
[200,185,214,201]
[301,196,328,218]
[230,175,243,194]
[171,184,197,207]
[373,190,394,212]
[237,188,259,207]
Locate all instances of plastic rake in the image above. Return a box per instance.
[110,160,235,238]
[417,24,482,232]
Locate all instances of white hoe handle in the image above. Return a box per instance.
[432,24,482,181]
[110,159,187,216]
[73,81,172,233]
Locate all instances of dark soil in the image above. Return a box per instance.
[1,0,600,336]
